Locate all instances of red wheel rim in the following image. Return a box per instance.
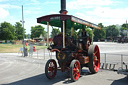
[93,45,100,72]
[73,61,80,80]
[48,60,57,78]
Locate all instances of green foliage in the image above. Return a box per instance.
[122,23,128,30]
[77,28,92,39]
[51,28,60,38]
[74,23,83,30]
[85,28,93,39]
[0,22,15,40]
[31,25,46,39]
[14,22,24,40]
[66,28,71,36]
[106,25,119,38]
[120,23,128,37]
[94,23,106,41]
[0,21,27,41]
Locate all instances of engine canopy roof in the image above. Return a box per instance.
[37,14,101,30]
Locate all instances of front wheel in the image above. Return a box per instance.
[70,60,81,82]
[45,59,57,79]
[88,45,100,73]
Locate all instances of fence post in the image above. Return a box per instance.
[49,50,50,58]
[49,51,52,59]
[105,53,106,66]
[37,49,38,58]
[44,48,45,59]
[121,54,123,69]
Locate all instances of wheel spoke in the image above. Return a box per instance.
[93,50,98,56]
[73,73,76,78]
[49,62,52,67]
[76,64,78,68]
[48,67,52,71]
[94,65,98,71]
[93,63,96,67]
[76,73,79,77]
[73,68,77,71]
[93,55,98,60]
[74,63,77,68]
[48,71,52,76]
[95,59,98,61]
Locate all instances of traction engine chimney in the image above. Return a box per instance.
[59,0,68,14]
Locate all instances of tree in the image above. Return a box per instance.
[14,22,24,40]
[93,23,106,41]
[120,23,128,37]
[51,28,60,38]
[106,25,119,38]
[0,22,15,41]
[85,28,93,39]
[122,23,128,30]
[31,25,46,39]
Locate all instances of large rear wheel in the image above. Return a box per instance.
[88,45,100,73]
[45,59,57,79]
[70,60,81,82]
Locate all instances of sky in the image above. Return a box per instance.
[0,0,128,34]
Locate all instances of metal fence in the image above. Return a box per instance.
[100,53,128,70]
[31,48,55,60]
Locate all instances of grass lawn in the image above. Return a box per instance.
[0,44,47,53]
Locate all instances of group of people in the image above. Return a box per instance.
[24,42,36,56]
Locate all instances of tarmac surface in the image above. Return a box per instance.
[0,42,128,85]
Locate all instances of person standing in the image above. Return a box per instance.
[29,42,33,57]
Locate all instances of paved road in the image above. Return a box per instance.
[0,42,128,85]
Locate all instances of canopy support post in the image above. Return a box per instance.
[63,21,65,48]
[47,22,49,47]
[71,22,74,36]
[91,28,94,45]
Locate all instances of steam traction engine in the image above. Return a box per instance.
[37,0,101,82]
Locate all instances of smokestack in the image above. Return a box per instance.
[59,0,68,14]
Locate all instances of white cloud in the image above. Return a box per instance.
[66,0,128,26]
[67,0,114,10]
[0,0,9,2]
[0,8,9,19]
[0,4,20,9]
[24,7,43,15]
[43,1,59,5]
[31,0,38,2]
[87,7,128,19]
[75,7,128,26]
[28,0,40,5]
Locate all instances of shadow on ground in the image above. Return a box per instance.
[2,69,91,85]
[110,76,128,85]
